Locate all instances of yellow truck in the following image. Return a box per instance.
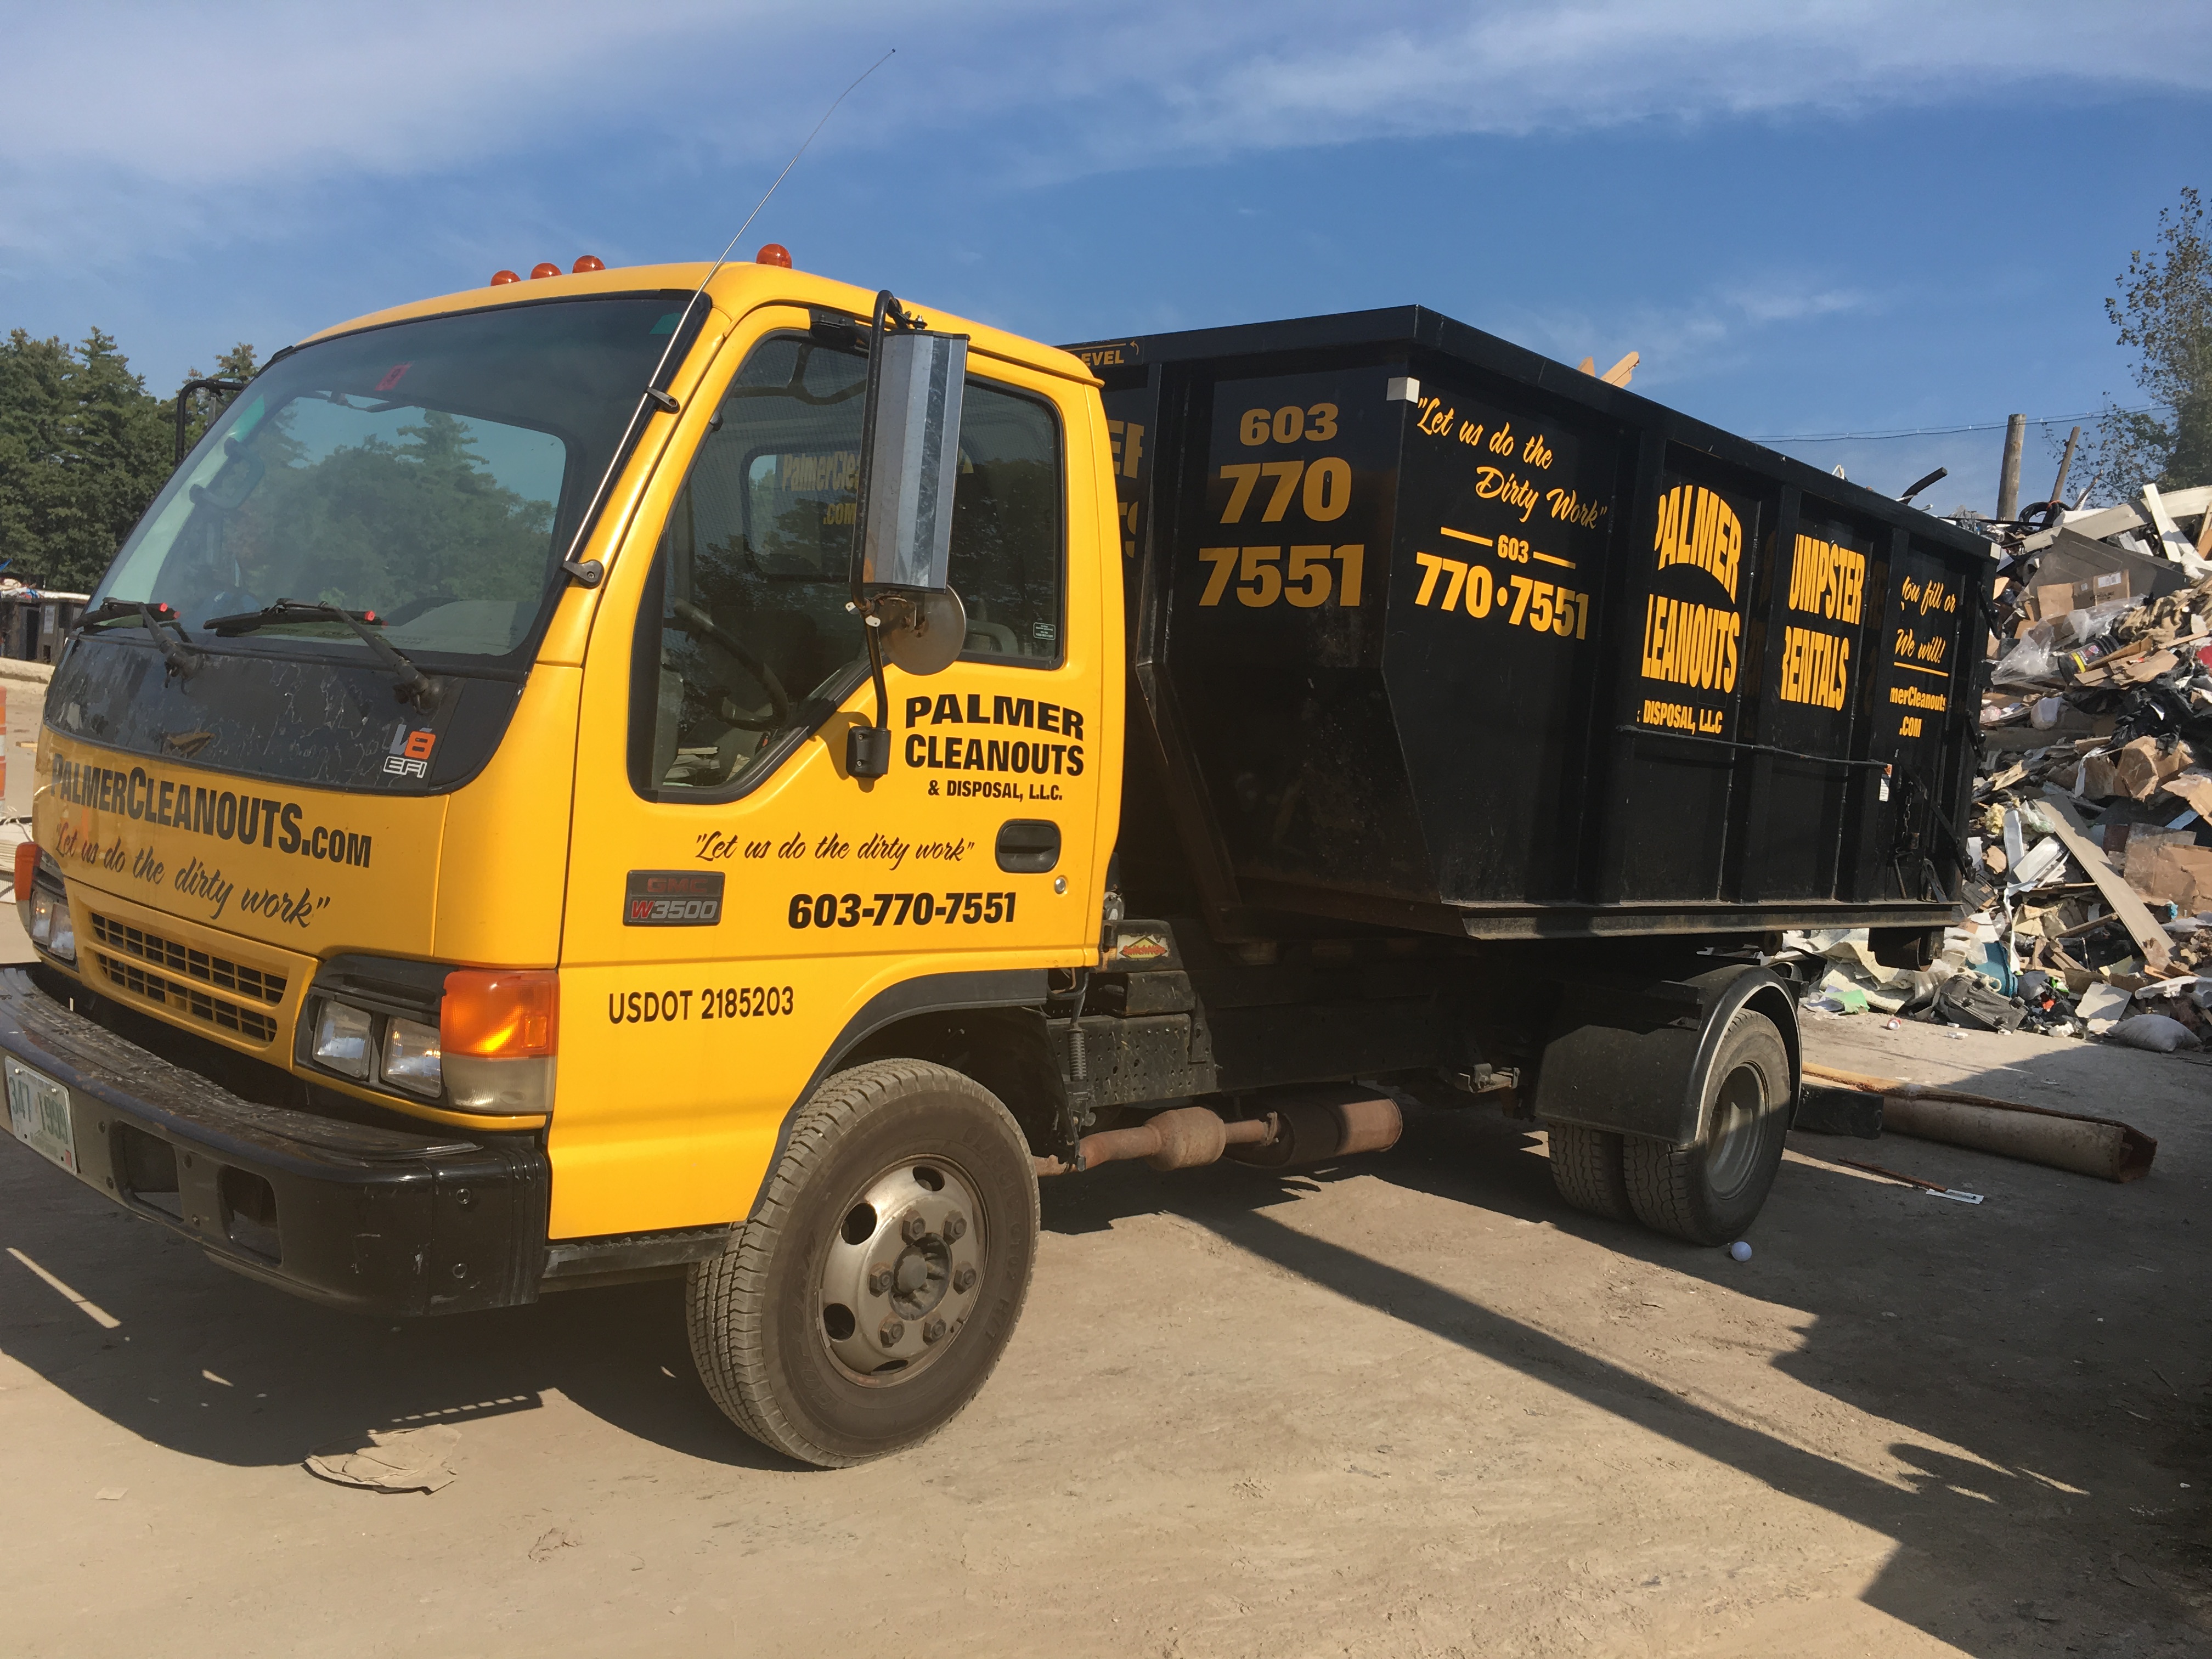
[2,252,1986,1465]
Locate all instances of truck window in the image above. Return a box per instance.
[91,294,702,661]
[634,334,1064,797]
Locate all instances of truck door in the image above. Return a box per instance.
[551,307,1113,1239]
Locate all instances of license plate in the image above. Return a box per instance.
[5,1057,76,1176]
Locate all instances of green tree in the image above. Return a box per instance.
[2083,187,2212,503]
[0,328,175,591]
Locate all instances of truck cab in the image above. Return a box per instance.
[8,257,1121,1462]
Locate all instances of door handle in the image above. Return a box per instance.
[995,820,1060,873]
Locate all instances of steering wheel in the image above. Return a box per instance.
[672,599,791,731]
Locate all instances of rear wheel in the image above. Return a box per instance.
[686,1059,1038,1466]
[1547,1122,1633,1221]
[1623,1010,1790,1245]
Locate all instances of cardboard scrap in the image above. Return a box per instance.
[2159,770,2212,818]
[305,1425,460,1494]
[2123,826,2197,887]
[2135,843,2212,913]
[2115,736,2193,800]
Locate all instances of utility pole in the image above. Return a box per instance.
[2047,425,2080,513]
[1996,414,2025,520]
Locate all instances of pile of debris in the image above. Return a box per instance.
[1899,478,2212,1050]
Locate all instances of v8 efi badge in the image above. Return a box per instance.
[624,870,724,926]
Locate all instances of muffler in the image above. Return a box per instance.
[1227,1084,1401,1169]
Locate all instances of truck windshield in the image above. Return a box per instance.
[92,294,701,661]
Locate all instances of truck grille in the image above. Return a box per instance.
[87,912,286,1045]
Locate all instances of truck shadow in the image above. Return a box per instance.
[1039,1075,2212,1657]
[0,1175,795,1472]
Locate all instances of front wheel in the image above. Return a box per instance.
[1622,1010,1790,1246]
[686,1059,1039,1466]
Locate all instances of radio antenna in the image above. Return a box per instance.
[704,50,893,284]
[559,48,896,587]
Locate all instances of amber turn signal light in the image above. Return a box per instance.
[529,262,561,279]
[755,244,792,268]
[490,269,522,285]
[442,969,558,1058]
[13,841,37,902]
[572,254,605,273]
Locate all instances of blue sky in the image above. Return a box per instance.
[6,1,2209,510]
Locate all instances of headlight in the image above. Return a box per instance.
[30,890,74,963]
[380,1017,443,1098]
[311,1001,373,1079]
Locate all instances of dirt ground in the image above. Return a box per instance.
[2,1013,2207,1658]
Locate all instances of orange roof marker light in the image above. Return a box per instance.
[529,262,562,280]
[755,244,792,268]
[572,254,605,273]
[489,269,522,286]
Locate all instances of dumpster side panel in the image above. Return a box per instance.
[1161,363,1432,905]
[1735,492,1878,902]
[1386,365,1627,904]
[1599,445,1780,904]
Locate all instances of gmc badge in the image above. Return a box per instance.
[623,870,725,927]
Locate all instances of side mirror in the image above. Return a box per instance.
[845,296,969,781]
[855,328,967,596]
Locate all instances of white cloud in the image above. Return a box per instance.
[1494,280,1878,392]
[4,1,2209,261]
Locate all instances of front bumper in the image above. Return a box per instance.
[0,969,548,1316]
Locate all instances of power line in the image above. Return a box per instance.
[1748,406,2152,444]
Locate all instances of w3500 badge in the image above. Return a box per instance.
[623,870,724,927]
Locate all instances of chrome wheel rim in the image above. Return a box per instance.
[816,1156,988,1386]
[1705,1062,1768,1196]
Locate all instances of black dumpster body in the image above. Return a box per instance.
[1070,308,1989,945]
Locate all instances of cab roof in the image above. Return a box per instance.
[296,259,1099,387]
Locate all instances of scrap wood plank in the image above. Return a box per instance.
[2038,794,2172,967]
[2142,484,2198,562]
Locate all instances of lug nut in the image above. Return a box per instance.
[922,1318,947,1344]
[943,1212,967,1242]
[901,1214,928,1244]
[879,1319,905,1348]
[867,1265,893,1295]
[953,1266,977,1294]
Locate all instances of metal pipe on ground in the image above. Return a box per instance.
[1801,1063,2155,1182]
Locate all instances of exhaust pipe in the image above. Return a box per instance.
[1034,1105,1277,1177]
[1034,1087,1403,1178]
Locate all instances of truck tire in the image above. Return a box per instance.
[686,1059,1038,1467]
[1547,1123,1634,1221]
[1622,1010,1790,1246]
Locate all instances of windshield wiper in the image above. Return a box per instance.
[76,600,203,679]
[78,599,176,632]
[205,599,380,636]
[204,599,439,709]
